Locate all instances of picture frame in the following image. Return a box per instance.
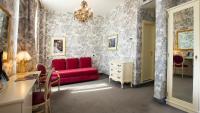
[108,34,118,50]
[176,29,193,50]
[51,37,66,56]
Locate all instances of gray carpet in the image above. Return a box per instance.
[51,76,185,113]
[173,75,193,103]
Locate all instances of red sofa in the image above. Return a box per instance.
[51,57,99,86]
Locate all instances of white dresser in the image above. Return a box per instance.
[109,60,133,88]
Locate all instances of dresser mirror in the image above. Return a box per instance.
[0,6,10,62]
[172,7,194,103]
[167,0,200,112]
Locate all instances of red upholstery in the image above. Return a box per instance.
[173,55,183,64]
[51,57,99,86]
[32,92,50,105]
[52,59,66,70]
[79,57,92,68]
[66,58,79,69]
[56,75,99,85]
[37,64,46,77]
[52,68,98,78]
[173,55,188,67]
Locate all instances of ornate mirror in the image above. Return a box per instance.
[0,6,10,62]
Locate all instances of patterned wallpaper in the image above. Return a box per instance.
[136,8,155,84]
[100,0,141,85]
[174,7,193,53]
[17,0,38,72]
[174,7,193,31]
[38,0,156,85]
[38,10,104,70]
[0,11,9,51]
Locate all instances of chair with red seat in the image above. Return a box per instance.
[173,54,188,78]
[32,69,55,113]
[36,64,60,91]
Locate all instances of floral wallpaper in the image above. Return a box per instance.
[100,0,142,85]
[38,10,104,70]
[174,7,193,51]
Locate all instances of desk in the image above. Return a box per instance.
[0,71,40,113]
[185,56,193,60]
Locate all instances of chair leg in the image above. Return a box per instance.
[45,102,48,113]
[48,100,52,113]
[182,65,184,78]
[58,79,60,91]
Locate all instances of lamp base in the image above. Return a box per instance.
[18,60,27,73]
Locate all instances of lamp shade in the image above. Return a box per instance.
[17,51,32,62]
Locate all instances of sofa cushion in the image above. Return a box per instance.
[79,57,92,68]
[66,58,79,69]
[52,59,66,71]
[52,68,98,78]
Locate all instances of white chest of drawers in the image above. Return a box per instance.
[109,60,133,88]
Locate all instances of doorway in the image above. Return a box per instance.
[141,20,155,83]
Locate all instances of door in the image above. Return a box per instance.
[141,21,155,82]
[167,0,200,112]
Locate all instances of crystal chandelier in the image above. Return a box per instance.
[74,0,93,22]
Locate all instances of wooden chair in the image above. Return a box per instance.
[36,64,60,91]
[32,69,53,113]
[173,54,188,78]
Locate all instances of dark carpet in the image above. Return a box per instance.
[173,75,193,103]
[51,76,185,113]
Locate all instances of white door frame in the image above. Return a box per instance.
[141,20,155,82]
[166,0,200,113]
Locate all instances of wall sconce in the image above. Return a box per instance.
[17,51,32,73]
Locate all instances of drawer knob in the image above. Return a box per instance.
[118,65,121,67]
[118,71,121,73]
[117,76,120,79]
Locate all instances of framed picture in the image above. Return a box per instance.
[176,29,193,50]
[108,34,118,50]
[51,37,66,56]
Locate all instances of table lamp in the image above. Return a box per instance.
[17,51,32,73]
[3,51,7,62]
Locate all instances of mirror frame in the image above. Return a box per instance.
[176,29,193,50]
[0,4,11,62]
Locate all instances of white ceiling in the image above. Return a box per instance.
[40,0,124,16]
